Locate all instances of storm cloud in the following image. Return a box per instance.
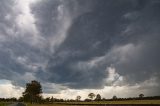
[46,0,160,89]
[0,0,160,97]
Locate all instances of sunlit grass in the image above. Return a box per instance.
[71,100,160,104]
[27,100,160,106]
[27,103,69,106]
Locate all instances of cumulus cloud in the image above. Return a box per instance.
[44,77,160,100]
[0,0,160,98]
[0,80,24,98]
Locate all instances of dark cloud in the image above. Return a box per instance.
[0,0,50,87]
[0,0,160,95]
[46,0,160,90]
[31,0,61,37]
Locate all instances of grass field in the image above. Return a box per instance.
[0,102,12,106]
[27,104,68,106]
[27,100,160,106]
[0,102,6,106]
[65,100,160,104]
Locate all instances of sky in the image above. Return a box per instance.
[0,0,160,99]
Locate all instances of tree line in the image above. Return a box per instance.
[1,80,160,103]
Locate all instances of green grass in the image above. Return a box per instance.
[66,100,160,104]
[27,103,69,106]
[27,100,160,106]
[63,100,160,105]
[1,100,160,106]
[0,102,12,106]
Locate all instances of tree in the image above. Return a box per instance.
[112,95,117,100]
[45,97,50,103]
[88,93,95,100]
[139,94,144,98]
[76,96,81,101]
[50,96,54,103]
[95,94,101,101]
[23,80,42,103]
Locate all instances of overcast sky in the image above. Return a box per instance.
[0,0,160,99]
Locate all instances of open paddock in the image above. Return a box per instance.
[27,100,160,106]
